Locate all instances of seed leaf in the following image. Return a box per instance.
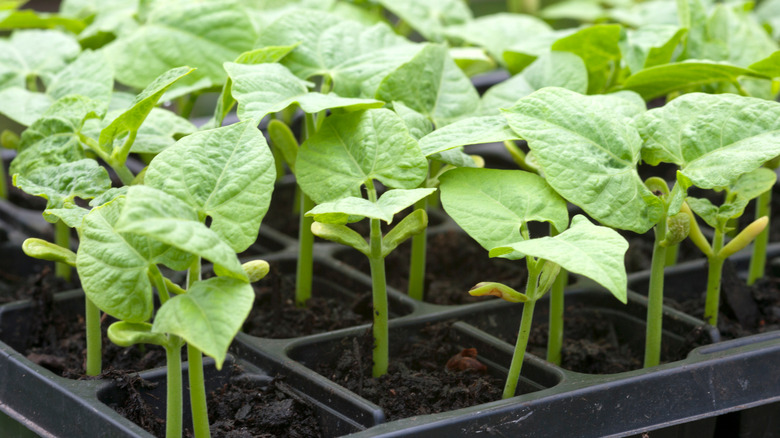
[306,188,436,224]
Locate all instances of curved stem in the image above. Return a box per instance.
[704,230,725,327]
[84,296,102,376]
[165,340,183,438]
[407,196,428,301]
[644,216,668,368]
[748,190,771,285]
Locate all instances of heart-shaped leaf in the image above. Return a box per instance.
[503,87,662,233]
[439,167,569,256]
[153,276,254,369]
[144,121,276,252]
[296,109,428,203]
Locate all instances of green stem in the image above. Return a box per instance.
[704,230,725,327]
[54,220,71,281]
[165,340,183,438]
[407,196,428,301]
[84,296,102,376]
[748,190,771,285]
[149,265,171,304]
[295,193,315,307]
[504,298,536,399]
[0,157,7,200]
[546,224,565,366]
[367,182,389,377]
[177,94,197,120]
[187,344,210,438]
[113,164,136,186]
[664,242,680,267]
[185,259,210,437]
[644,216,668,368]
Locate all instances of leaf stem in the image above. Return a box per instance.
[187,344,210,438]
[367,181,389,377]
[748,189,771,285]
[664,242,679,267]
[84,296,102,376]
[704,230,725,327]
[295,193,315,307]
[407,196,428,301]
[177,94,197,120]
[54,220,71,281]
[149,265,171,304]
[644,212,667,368]
[165,340,183,438]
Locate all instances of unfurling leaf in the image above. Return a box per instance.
[242,260,270,282]
[469,282,528,303]
[311,222,370,256]
[382,209,428,257]
[22,238,76,267]
[535,261,561,300]
[660,213,690,247]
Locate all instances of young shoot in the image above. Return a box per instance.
[440,167,628,398]
[295,108,429,376]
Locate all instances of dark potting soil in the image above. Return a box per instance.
[111,364,323,438]
[313,321,504,421]
[525,303,710,374]
[337,228,527,305]
[243,264,374,338]
[664,261,780,340]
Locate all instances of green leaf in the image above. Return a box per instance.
[10,95,102,176]
[0,87,53,126]
[257,11,417,97]
[376,43,479,127]
[503,87,662,233]
[107,1,257,91]
[376,0,472,42]
[636,93,780,189]
[621,61,770,100]
[419,115,519,157]
[490,215,628,303]
[686,197,724,230]
[444,13,552,65]
[0,30,80,89]
[144,121,276,252]
[551,24,622,94]
[108,321,169,347]
[13,159,111,223]
[47,49,114,107]
[208,44,298,128]
[439,167,569,256]
[481,51,588,115]
[267,119,299,172]
[77,197,194,322]
[449,47,496,77]
[115,186,248,281]
[619,25,686,74]
[99,66,194,158]
[128,108,196,154]
[306,188,436,224]
[688,167,777,230]
[503,29,575,74]
[0,9,86,33]
[382,208,428,257]
[393,101,433,141]
[749,51,780,77]
[152,276,254,369]
[225,62,381,124]
[296,109,428,203]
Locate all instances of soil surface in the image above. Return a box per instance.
[663,261,780,340]
[111,364,324,438]
[337,228,526,305]
[525,303,710,374]
[313,321,504,421]
[242,263,375,338]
